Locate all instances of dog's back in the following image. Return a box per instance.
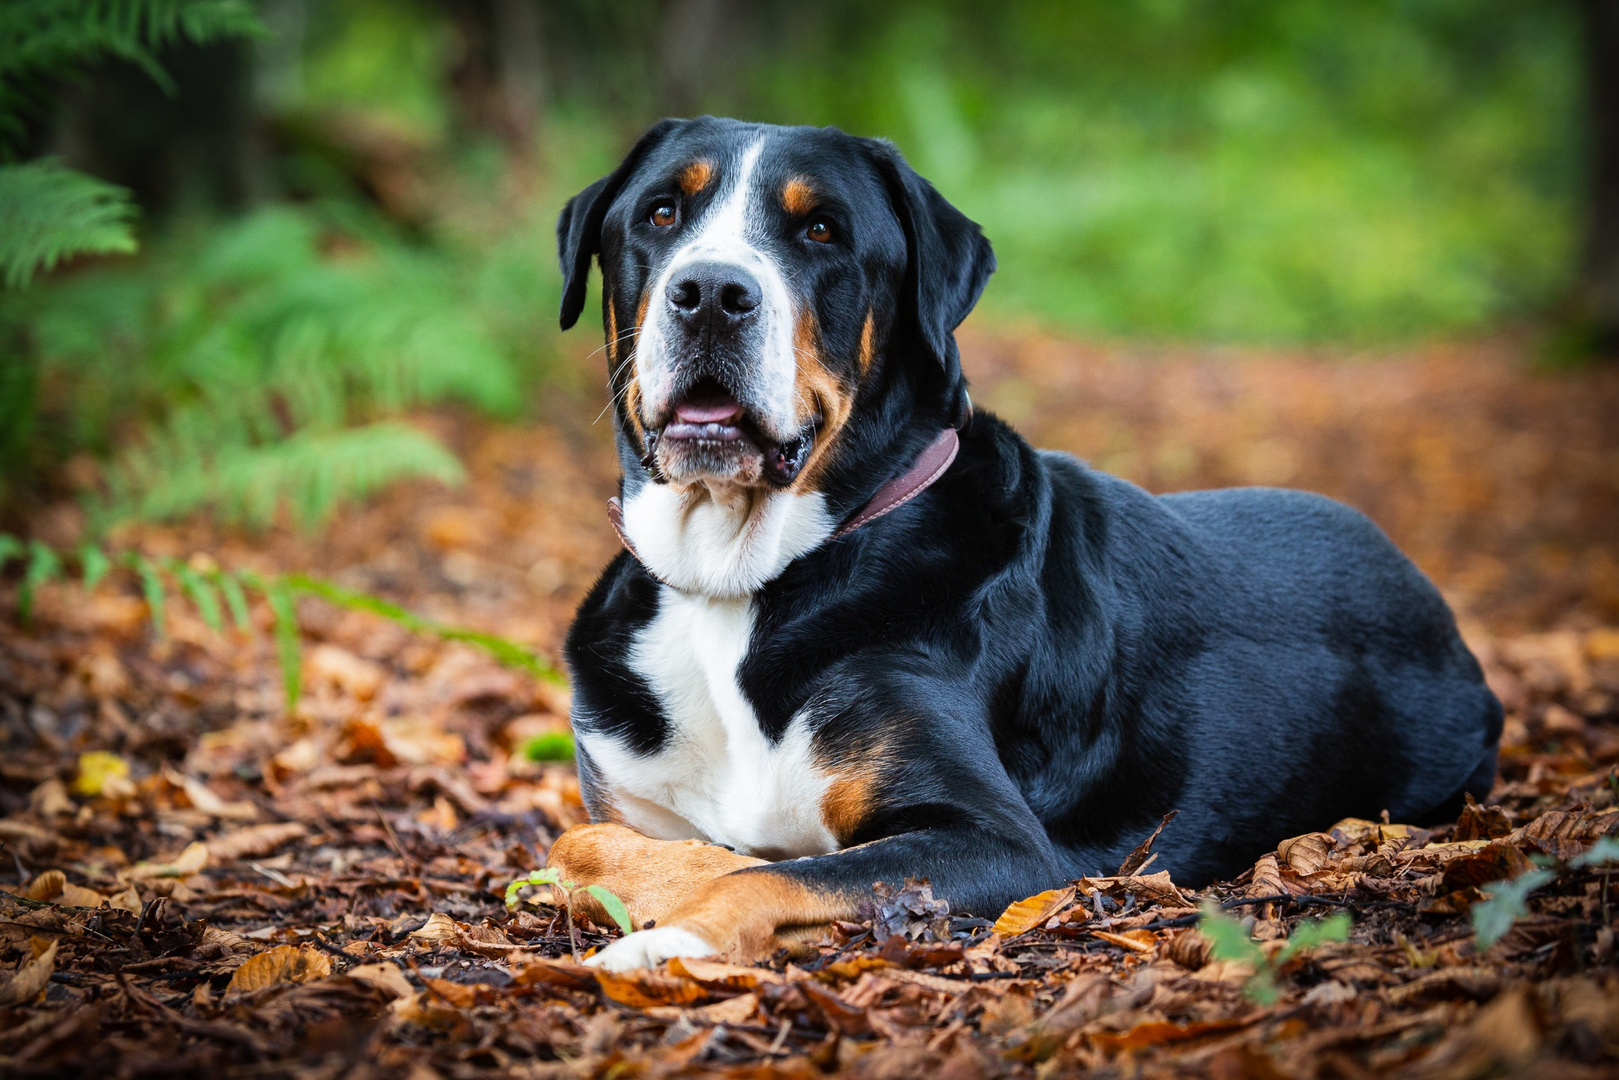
[1033,457,1502,882]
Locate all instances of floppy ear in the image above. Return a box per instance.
[557,119,682,331]
[867,140,996,398]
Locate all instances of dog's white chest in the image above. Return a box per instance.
[579,588,838,859]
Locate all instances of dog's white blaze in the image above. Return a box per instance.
[577,588,839,859]
[620,481,833,597]
[635,137,797,441]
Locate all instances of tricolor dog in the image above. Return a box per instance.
[545,117,1503,971]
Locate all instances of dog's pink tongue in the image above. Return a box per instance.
[674,399,744,424]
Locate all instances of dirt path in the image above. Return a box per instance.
[1,334,1616,1077]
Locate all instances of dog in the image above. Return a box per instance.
[545,117,1503,971]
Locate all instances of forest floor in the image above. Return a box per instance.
[2,329,1618,1079]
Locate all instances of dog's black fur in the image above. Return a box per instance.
[559,118,1502,920]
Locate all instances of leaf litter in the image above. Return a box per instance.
[1,335,1617,1077]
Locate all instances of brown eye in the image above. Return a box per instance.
[806,218,834,243]
[651,204,677,227]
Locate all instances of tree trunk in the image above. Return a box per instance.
[1574,0,1619,354]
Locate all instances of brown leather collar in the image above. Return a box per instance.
[606,425,961,579]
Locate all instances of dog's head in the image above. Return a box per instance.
[557,117,994,504]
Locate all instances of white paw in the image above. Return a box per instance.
[584,926,717,971]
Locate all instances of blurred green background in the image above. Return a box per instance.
[0,0,1598,534]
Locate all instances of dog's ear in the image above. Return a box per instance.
[557,119,682,331]
[867,140,995,407]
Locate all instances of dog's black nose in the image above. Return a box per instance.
[666,261,761,328]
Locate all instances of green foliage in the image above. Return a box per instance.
[0,536,566,711]
[1471,867,1555,951]
[0,0,263,156]
[504,869,635,939]
[25,206,531,530]
[731,1,1580,342]
[1199,902,1351,1004]
[521,731,577,763]
[0,160,137,288]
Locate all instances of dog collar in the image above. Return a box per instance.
[606,425,961,580]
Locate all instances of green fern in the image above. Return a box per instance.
[0,535,568,710]
[0,0,263,156]
[30,206,527,530]
[0,159,138,287]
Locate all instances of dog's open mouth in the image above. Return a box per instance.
[650,379,817,487]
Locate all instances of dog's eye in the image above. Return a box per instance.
[806,218,835,244]
[650,204,677,227]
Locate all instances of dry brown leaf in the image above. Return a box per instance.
[1277,832,1333,875]
[107,885,141,914]
[164,769,257,820]
[668,956,784,990]
[23,869,66,902]
[1117,810,1178,876]
[1093,928,1157,954]
[225,945,332,995]
[128,840,210,880]
[992,886,1077,937]
[59,882,108,908]
[206,822,308,863]
[1247,854,1286,898]
[347,962,414,1000]
[409,913,463,945]
[1089,1016,1253,1053]
[422,977,478,1008]
[0,938,58,1006]
[594,968,707,1008]
[459,923,516,959]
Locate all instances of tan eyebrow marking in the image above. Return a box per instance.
[782,177,816,216]
[857,310,876,376]
[678,160,714,195]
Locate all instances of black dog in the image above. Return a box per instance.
[550,117,1502,970]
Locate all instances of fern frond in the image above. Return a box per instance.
[0,0,264,155]
[2,539,568,708]
[100,420,465,530]
[0,160,137,287]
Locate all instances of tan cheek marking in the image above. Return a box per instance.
[782,177,816,216]
[545,822,766,930]
[857,310,876,378]
[679,160,714,196]
[792,310,855,491]
[605,301,618,364]
[662,870,857,962]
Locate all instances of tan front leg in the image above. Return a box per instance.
[544,823,766,930]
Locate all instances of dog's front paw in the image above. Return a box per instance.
[584,926,717,971]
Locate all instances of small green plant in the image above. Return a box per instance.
[1471,837,1619,951]
[1198,902,1352,1005]
[521,731,577,763]
[0,536,565,710]
[505,868,633,963]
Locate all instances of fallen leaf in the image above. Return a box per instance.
[1092,928,1157,954]
[225,945,332,995]
[1277,832,1333,875]
[0,938,58,1006]
[347,962,414,1000]
[422,977,478,1007]
[993,886,1077,937]
[409,913,462,946]
[128,840,210,880]
[206,822,309,863]
[1089,1017,1253,1053]
[164,769,258,820]
[24,869,66,902]
[1117,810,1178,875]
[593,967,707,1008]
[1247,854,1286,898]
[669,956,784,990]
[73,751,131,798]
